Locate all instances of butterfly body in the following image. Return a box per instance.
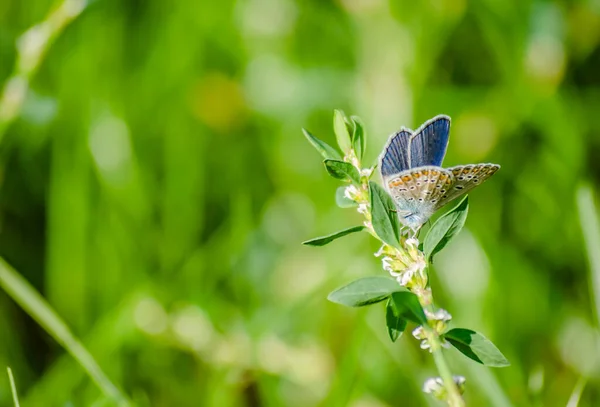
[379,115,500,231]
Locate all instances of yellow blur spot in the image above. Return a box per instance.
[191,72,246,133]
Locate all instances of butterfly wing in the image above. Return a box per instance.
[408,115,450,168]
[385,166,454,229]
[379,129,412,178]
[432,163,500,209]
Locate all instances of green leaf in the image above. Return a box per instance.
[303,226,365,246]
[423,195,469,262]
[324,160,361,184]
[351,116,366,160]
[333,110,352,153]
[369,181,401,248]
[389,291,428,325]
[302,128,343,161]
[444,328,510,367]
[386,298,407,342]
[336,186,357,208]
[327,276,403,307]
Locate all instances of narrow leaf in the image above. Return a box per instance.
[423,195,469,262]
[302,128,342,161]
[389,291,428,325]
[327,276,404,307]
[351,116,366,160]
[7,368,20,407]
[324,159,361,184]
[336,186,357,208]
[369,181,401,248]
[386,298,407,342]
[0,258,127,403]
[303,226,365,246]
[444,328,510,367]
[333,110,352,153]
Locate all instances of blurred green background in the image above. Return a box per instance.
[1,0,600,406]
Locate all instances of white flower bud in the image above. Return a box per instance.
[423,377,444,397]
[412,326,426,340]
[360,167,373,178]
[425,308,452,322]
[344,184,360,201]
[423,376,466,399]
[357,203,369,214]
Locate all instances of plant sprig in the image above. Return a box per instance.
[302,110,509,406]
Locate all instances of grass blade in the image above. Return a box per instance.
[0,258,129,406]
[7,367,20,407]
[0,0,86,140]
[576,185,600,326]
[566,376,587,407]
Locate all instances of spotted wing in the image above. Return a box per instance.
[385,166,454,221]
[434,164,500,209]
[408,115,450,168]
[379,129,412,177]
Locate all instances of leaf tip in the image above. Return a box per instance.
[326,289,341,304]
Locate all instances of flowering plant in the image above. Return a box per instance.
[302,110,509,406]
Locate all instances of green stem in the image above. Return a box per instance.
[430,337,465,407]
[421,286,464,406]
[0,258,129,406]
[0,0,86,140]
[362,192,464,406]
[7,367,20,407]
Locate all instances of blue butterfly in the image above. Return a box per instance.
[378,115,500,231]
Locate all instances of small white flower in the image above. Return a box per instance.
[412,326,426,339]
[381,256,394,273]
[423,377,444,394]
[398,268,416,286]
[374,244,398,258]
[423,376,466,398]
[360,167,373,178]
[425,308,452,335]
[425,308,452,322]
[454,375,466,387]
[419,340,431,351]
[344,184,359,200]
[405,237,419,248]
[407,258,426,274]
[357,203,369,214]
[412,326,431,350]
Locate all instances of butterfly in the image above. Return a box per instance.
[378,115,500,231]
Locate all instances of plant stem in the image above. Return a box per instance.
[7,367,20,407]
[430,335,465,407]
[0,0,86,140]
[360,182,464,406]
[0,258,129,406]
